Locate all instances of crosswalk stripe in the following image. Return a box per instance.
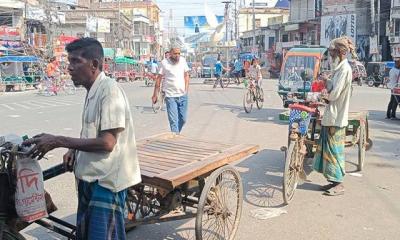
[32,101,59,107]
[25,101,44,108]
[12,103,31,109]
[42,100,71,106]
[0,104,15,110]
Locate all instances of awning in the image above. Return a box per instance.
[103,48,115,58]
[0,55,40,63]
[0,1,24,9]
[115,57,137,64]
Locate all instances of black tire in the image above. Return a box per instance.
[243,89,253,113]
[282,140,300,205]
[256,86,264,110]
[357,124,366,171]
[195,165,243,240]
[367,77,374,87]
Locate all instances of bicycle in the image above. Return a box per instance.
[38,76,76,96]
[243,79,264,113]
[282,102,319,204]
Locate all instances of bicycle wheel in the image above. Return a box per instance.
[357,124,366,171]
[222,77,230,88]
[243,89,253,113]
[63,81,76,95]
[282,140,300,205]
[195,165,243,240]
[256,86,264,109]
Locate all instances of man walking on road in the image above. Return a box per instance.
[313,36,356,196]
[23,38,141,240]
[152,46,190,134]
[386,58,400,120]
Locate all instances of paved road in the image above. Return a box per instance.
[1,78,399,240]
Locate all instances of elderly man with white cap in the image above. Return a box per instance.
[313,36,357,196]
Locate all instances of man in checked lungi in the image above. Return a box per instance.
[23,38,141,239]
[313,36,357,196]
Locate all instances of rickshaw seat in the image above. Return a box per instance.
[289,103,316,113]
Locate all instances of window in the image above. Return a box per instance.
[395,19,400,36]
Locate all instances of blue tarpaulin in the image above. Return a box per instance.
[0,56,40,63]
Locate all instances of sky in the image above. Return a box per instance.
[155,0,225,36]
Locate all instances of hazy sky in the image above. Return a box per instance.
[156,0,225,35]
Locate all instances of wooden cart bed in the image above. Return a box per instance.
[136,133,259,191]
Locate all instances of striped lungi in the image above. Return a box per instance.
[76,180,127,240]
[313,126,346,183]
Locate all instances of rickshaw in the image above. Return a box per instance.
[349,60,367,86]
[278,46,373,204]
[365,61,393,88]
[114,57,137,82]
[0,56,44,93]
[278,46,328,108]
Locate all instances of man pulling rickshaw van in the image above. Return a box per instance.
[314,36,357,196]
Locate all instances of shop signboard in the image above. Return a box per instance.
[320,14,356,47]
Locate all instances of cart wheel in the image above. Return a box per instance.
[357,124,366,171]
[243,89,253,113]
[256,86,264,110]
[195,165,243,240]
[366,138,373,151]
[282,140,301,205]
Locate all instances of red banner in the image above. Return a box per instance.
[0,26,21,40]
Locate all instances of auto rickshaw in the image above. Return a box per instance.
[278,46,329,108]
[113,57,137,82]
[0,55,44,92]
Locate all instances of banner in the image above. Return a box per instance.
[50,0,77,5]
[320,14,356,47]
[0,26,21,41]
[86,16,97,33]
[369,35,378,54]
[97,18,110,33]
[184,16,224,35]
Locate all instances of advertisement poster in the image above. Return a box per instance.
[320,14,356,47]
[184,16,224,35]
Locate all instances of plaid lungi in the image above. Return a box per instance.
[76,180,127,240]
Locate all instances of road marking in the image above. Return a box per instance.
[41,100,71,106]
[8,115,20,118]
[0,104,15,110]
[24,101,44,108]
[11,103,32,109]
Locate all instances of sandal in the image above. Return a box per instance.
[323,185,344,196]
[319,183,335,191]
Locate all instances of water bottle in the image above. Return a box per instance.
[243,78,249,88]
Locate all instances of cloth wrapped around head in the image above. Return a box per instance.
[329,36,358,60]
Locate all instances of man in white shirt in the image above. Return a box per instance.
[313,36,356,197]
[152,47,190,133]
[386,59,400,119]
[23,38,140,240]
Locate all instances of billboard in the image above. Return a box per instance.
[184,16,224,35]
[320,14,356,47]
[50,0,78,6]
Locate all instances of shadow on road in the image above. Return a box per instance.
[236,149,286,208]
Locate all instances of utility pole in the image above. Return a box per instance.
[234,0,238,40]
[222,1,231,42]
[252,0,256,53]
